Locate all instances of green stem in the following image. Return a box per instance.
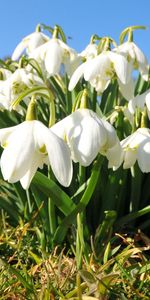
[65,74,72,114]
[26,95,37,121]
[26,190,32,214]
[130,164,142,213]
[48,167,56,236]
[49,100,56,127]
[79,165,86,186]
[53,155,104,244]
[76,273,82,300]
[52,25,59,38]
[92,87,97,112]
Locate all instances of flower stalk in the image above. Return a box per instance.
[26,95,37,121]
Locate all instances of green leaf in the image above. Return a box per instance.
[79,270,95,284]
[32,171,76,216]
[116,205,150,227]
[53,156,104,244]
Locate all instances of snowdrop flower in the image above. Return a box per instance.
[121,127,150,172]
[0,68,44,110]
[123,105,134,126]
[29,38,81,77]
[51,108,122,167]
[0,68,12,80]
[117,77,135,101]
[80,43,98,60]
[114,42,149,81]
[0,120,73,189]
[12,31,50,61]
[69,50,131,94]
[126,89,150,121]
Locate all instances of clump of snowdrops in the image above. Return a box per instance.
[0,24,150,252]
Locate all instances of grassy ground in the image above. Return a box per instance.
[0,212,150,300]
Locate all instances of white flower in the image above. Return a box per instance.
[117,77,135,101]
[123,105,134,126]
[0,68,12,80]
[127,89,150,120]
[0,120,73,189]
[114,42,149,81]
[80,43,98,60]
[51,108,122,167]
[121,127,150,172]
[69,50,131,94]
[29,38,81,77]
[12,31,50,61]
[0,68,44,110]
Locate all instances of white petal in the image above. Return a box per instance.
[64,51,82,77]
[108,51,131,84]
[121,128,150,150]
[135,91,147,109]
[145,91,150,111]
[68,114,107,166]
[80,44,98,59]
[128,99,136,114]
[27,32,49,54]
[118,77,135,100]
[84,53,111,81]
[137,141,150,172]
[123,148,137,169]
[105,141,123,168]
[51,116,69,139]
[0,122,34,183]
[20,154,43,189]
[133,42,148,66]
[29,41,48,61]
[124,106,134,125]
[12,40,28,61]
[68,62,86,91]
[46,131,73,186]
[0,125,18,146]
[33,120,72,187]
[102,119,118,148]
[90,77,110,93]
[45,39,63,75]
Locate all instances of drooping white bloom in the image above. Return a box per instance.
[51,108,122,167]
[29,38,81,77]
[12,31,50,61]
[69,50,132,94]
[0,120,73,189]
[0,68,12,80]
[0,68,44,110]
[117,77,135,101]
[114,42,149,81]
[80,43,98,60]
[121,128,150,172]
[126,89,150,121]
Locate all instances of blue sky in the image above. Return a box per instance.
[1,0,150,61]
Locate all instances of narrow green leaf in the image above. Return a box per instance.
[116,205,150,227]
[32,171,76,216]
[53,156,104,244]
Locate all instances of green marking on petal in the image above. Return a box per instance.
[39,144,47,154]
[2,141,8,148]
